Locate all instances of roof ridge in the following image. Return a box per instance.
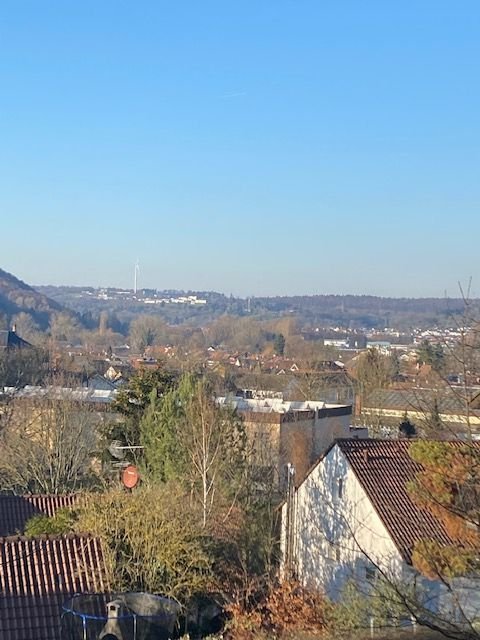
[0,533,96,543]
[338,439,465,563]
[0,492,79,498]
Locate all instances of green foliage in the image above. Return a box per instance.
[75,486,213,602]
[112,368,177,419]
[110,367,177,448]
[273,333,286,356]
[139,386,187,483]
[138,372,247,528]
[25,508,76,536]
[332,579,412,631]
[398,412,416,438]
[416,340,445,373]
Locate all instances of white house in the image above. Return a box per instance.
[280,438,480,625]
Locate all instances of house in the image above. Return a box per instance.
[0,329,31,351]
[0,534,108,640]
[0,494,108,640]
[361,388,480,438]
[86,373,117,392]
[280,438,480,621]
[217,396,356,486]
[0,493,79,536]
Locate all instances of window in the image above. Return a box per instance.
[338,478,344,499]
[365,566,377,582]
[327,542,341,562]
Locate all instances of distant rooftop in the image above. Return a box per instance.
[2,385,117,404]
[0,330,31,350]
[217,396,350,414]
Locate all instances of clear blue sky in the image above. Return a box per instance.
[1,1,479,297]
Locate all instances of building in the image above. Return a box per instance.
[0,494,107,640]
[361,388,480,438]
[0,493,79,537]
[280,439,480,622]
[217,397,355,485]
[0,534,108,640]
[0,329,31,351]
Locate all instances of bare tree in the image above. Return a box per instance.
[0,389,100,493]
[129,315,168,353]
[180,376,247,528]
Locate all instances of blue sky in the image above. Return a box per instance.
[1,1,479,297]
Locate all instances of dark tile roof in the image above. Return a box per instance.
[0,331,31,350]
[0,534,108,640]
[337,438,480,563]
[0,495,79,537]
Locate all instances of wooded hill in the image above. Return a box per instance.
[0,267,67,330]
[38,284,479,331]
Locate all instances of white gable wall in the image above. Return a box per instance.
[281,443,480,624]
[281,443,404,600]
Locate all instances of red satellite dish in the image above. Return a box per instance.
[122,464,140,489]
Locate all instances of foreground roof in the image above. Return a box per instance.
[336,438,480,563]
[0,494,79,537]
[0,534,108,640]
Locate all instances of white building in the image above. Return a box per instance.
[280,438,480,624]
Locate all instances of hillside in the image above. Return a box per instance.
[0,268,67,330]
[36,285,477,331]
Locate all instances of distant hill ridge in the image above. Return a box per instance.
[0,267,67,330]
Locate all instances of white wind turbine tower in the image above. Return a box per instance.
[134,260,140,295]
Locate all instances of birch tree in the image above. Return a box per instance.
[181,377,246,527]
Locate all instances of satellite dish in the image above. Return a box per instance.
[122,465,140,489]
[108,440,126,460]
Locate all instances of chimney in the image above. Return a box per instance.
[363,448,370,463]
[11,324,16,333]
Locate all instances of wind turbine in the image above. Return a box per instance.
[134,260,140,295]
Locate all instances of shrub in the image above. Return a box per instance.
[25,508,77,536]
[225,580,332,640]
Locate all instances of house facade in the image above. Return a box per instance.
[217,397,355,485]
[280,439,480,623]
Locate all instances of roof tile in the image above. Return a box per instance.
[337,438,480,563]
[0,495,79,537]
[0,534,108,640]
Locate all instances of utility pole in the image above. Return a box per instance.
[285,462,296,578]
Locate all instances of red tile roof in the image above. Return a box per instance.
[0,495,79,537]
[0,534,108,640]
[337,438,480,563]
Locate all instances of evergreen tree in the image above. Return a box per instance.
[398,411,416,438]
[274,333,286,356]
